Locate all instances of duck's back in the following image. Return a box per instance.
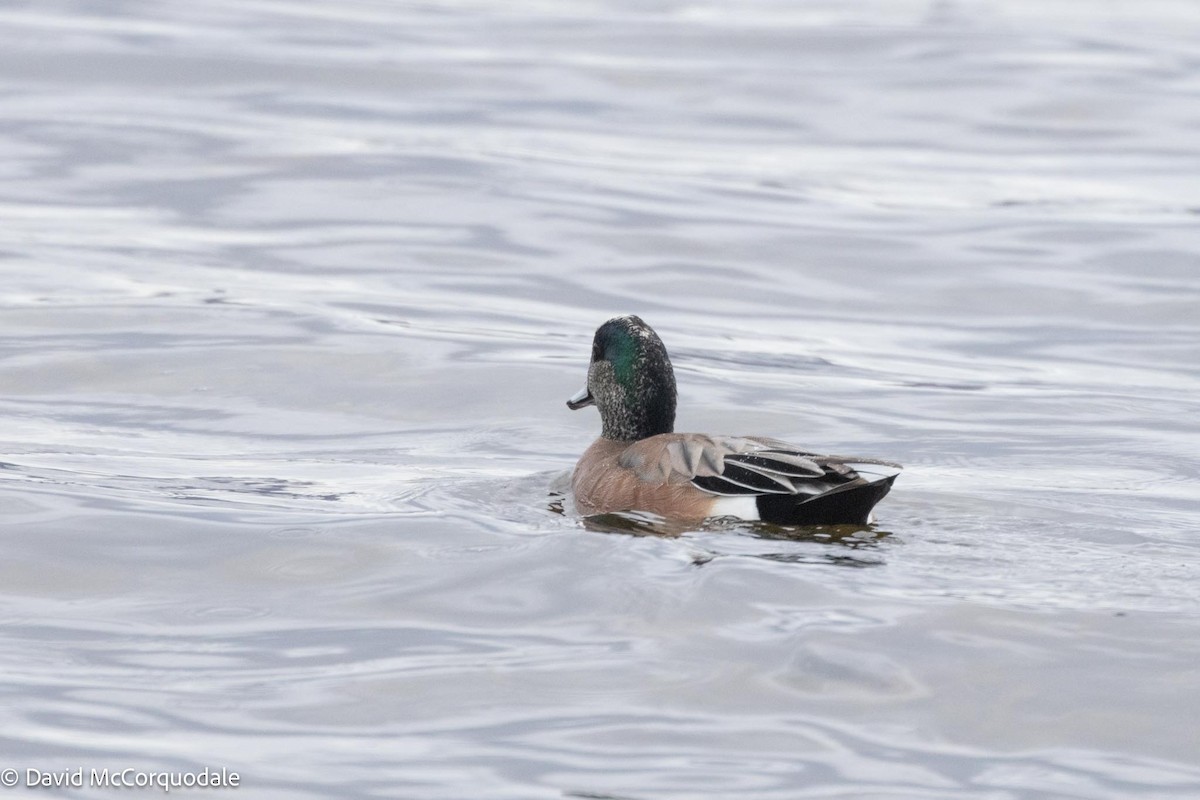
[571,433,900,525]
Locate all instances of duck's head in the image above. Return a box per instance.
[567,315,677,442]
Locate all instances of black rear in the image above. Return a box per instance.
[755,474,897,526]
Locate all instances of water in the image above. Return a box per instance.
[1,1,1199,797]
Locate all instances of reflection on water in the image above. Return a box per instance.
[579,510,892,568]
[1,0,1200,797]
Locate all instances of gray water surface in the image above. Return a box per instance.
[2,1,1199,798]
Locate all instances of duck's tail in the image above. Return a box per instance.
[755,468,899,526]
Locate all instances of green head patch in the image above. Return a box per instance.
[586,315,677,440]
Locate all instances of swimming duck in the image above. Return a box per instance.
[567,315,900,525]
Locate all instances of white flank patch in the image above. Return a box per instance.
[710,495,760,520]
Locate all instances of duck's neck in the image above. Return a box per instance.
[601,386,676,442]
[602,416,672,442]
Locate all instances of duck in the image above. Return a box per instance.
[566,315,901,525]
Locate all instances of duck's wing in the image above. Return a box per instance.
[617,434,901,498]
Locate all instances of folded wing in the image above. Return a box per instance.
[618,434,901,501]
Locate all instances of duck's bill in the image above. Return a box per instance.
[566,386,594,410]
